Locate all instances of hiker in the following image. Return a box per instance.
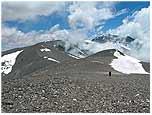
[109,71,111,76]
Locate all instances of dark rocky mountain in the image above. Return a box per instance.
[2,40,77,78]
[1,40,150,113]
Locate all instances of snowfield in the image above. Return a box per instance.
[1,50,23,74]
[110,50,149,74]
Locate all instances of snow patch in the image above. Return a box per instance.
[43,56,48,59]
[110,50,149,74]
[40,48,51,52]
[113,50,123,58]
[1,50,23,74]
[68,54,80,59]
[43,56,60,63]
[48,58,60,63]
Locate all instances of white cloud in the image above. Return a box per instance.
[2,25,87,51]
[2,26,53,50]
[2,1,125,51]
[2,2,149,62]
[107,7,150,62]
[68,2,127,30]
[2,2,66,21]
[2,1,127,29]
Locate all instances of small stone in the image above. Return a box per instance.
[18,95,22,98]
[9,104,13,108]
[54,102,58,105]
[146,99,150,102]
[18,88,22,91]
[42,90,45,93]
[135,94,140,97]
[73,98,77,101]
[41,97,46,99]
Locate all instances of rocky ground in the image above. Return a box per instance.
[1,43,150,113]
[2,72,150,113]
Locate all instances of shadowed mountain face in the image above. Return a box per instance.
[1,40,150,113]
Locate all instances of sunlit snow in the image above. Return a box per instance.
[68,54,80,59]
[1,50,23,74]
[40,48,51,52]
[43,56,60,63]
[110,50,149,74]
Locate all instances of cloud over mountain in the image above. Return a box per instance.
[1,2,150,62]
[107,7,150,62]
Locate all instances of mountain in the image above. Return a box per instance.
[92,34,135,52]
[1,40,78,78]
[1,40,150,113]
[2,40,149,78]
[92,34,135,44]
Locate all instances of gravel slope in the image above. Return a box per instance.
[2,73,150,113]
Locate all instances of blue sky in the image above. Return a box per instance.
[102,1,149,31]
[3,1,149,33]
[4,11,70,33]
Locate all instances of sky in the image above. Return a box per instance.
[1,1,150,62]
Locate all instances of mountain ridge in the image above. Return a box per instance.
[1,40,149,78]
